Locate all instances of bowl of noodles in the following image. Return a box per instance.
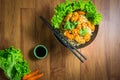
[51,0,102,48]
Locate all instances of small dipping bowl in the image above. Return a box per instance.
[34,45,48,59]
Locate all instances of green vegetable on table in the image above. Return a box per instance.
[0,46,30,80]
[51,0,103,29]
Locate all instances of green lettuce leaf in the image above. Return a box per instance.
[0,46,30,80]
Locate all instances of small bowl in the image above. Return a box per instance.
[55,25,99,48]
[34,45,48,59]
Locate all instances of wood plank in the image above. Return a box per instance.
[34,0,51,80]
[0,0,2,43]
[0,0,35,79]
[49,0,66,79]
[65,51,81,80]
[81,0,120,80]
[20,8,36,69]
[0,0,1,22]
[0,0,8,80]
[0,0,5,49]
[3,0,21,48]
[80,0,109,80]
[20,8,51,80]
[109,0,120,79]
[35,0,66,80]
[16,0,35,8]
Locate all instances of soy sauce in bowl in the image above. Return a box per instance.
[35,46,46,57]
[34,45,48,59]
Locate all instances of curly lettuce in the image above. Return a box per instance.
[51,0,103,29]
[84,0,102,25]
[0,46,30,80]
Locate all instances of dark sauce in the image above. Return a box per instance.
[36,47,46,57]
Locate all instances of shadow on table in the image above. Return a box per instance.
[0,68,9,80]
[28,48,36,61]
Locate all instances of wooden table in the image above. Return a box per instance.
[0,0,120,80]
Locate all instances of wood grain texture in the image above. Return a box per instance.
[0,0,120,80]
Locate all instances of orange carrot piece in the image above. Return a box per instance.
[28,73,44,80]
[22,70,39,80]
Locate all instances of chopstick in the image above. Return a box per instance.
[40,16,87,62]
[66,45,84,63]
[59,34,87,61]
[63,37,87,60]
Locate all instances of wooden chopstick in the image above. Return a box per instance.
[40,16,87,62]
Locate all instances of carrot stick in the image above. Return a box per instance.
[22,70,39,80]
[27,73,44,80]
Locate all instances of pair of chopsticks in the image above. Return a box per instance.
[40,16,87,63]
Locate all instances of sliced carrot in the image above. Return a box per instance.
[22,70,39,80]
[28,73,44,80]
